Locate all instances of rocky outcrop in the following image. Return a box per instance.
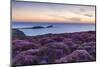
[12,29,25,38]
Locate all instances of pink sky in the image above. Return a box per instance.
[12,2,95,23]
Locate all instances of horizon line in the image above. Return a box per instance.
[12,21,95,24]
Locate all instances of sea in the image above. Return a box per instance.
[12,22,95,36]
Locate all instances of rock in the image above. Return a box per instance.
[12,29,25,37]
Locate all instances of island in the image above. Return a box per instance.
[13,25,53,29]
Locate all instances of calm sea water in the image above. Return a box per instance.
[12,22,95,36]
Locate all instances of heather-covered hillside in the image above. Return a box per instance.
[12,30,96,66]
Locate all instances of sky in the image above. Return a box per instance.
[12,1,96,24]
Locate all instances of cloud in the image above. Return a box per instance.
[69,17,81,22]
[69,10,94,18]
[48,14,82,22]
[48,14,68,20]
[83,14,93,17]
[79,8,87,12]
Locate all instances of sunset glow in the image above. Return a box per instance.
[12,1,95,23]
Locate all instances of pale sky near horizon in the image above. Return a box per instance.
[12,1,95,23]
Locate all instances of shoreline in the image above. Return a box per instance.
[12,28,96,37]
